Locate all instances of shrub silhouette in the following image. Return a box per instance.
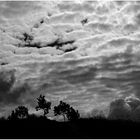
[35,95,51,117]
[67,107,80,121]
[8,106,29,120]
[54,101,79,121]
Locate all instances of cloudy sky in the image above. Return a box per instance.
[1,0,140,119]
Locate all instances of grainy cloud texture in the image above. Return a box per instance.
[1,1,140,119]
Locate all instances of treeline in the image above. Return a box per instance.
[7,94,80,121]
[1,95,140,138]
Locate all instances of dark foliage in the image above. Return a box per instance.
[3,97,140,138]
[8,106,28,120]
[54,101,80,121]
[67,107,80,121]
[54,101,70,121]
[35,94,51,116]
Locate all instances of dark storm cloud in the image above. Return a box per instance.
[0,69,15,94]
[0,69,17,104]
[108,95,140,121]
[108,98,131,120]
[0,69,31,105]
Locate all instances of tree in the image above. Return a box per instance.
[54,101,80,121]
[8,110,17,120]
[35,95,51,117]
[54,101,70,121]
[66,107,80,121]
[8,106,29,120]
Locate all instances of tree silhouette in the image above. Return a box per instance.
[54,101,71,121]
[8,110,17,120]
[8,106,29,120]
[35,95,51,117]
[66,107,80,121]
[54,101,80,121]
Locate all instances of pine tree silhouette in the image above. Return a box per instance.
[8,106,29,120]
[35,95,51,117]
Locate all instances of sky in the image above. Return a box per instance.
[1,0,140,120]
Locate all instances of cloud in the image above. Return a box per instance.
[108,98,131,120]
[123,3,140,14]
[125,95,140,110]
[0,69,20,104]
[0,1,44,19]
[57,1,95,13]
[108,95,140,121]
[1,1,140,117]
[0,68,35,108]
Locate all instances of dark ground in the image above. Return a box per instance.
[0,117,140,139]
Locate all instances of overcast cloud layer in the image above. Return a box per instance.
[1,1,140,118]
